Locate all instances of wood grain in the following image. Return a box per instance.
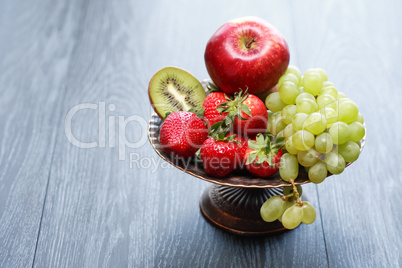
[291,0,402,267]
[32,0,328,267]
[1,0,400,267]
[0,0,85,267]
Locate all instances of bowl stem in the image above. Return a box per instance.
[200,184,291,236]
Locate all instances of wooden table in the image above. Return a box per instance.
[0,0,401,267]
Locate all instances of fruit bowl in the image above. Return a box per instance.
[148,112,366,236]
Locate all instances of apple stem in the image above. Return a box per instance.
[245,38,257,49]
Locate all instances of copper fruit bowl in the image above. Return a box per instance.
[147,113,366,236]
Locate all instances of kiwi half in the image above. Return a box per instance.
[148,67,206,119]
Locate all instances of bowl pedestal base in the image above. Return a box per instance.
[200,184,288,236]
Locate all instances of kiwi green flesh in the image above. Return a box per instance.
[148,67,206,119]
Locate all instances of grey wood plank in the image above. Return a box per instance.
[0,0,86,267]
[33,0,328,267]
[291,0,402,267]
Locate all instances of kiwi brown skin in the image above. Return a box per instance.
[148,71,165,119]
[148,66,206,119]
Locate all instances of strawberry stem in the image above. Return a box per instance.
[246,133,285,166]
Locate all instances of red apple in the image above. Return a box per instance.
[204,16,290,95]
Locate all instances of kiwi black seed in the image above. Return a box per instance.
[148,67,206,119]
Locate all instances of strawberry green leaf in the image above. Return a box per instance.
[195,148,201,159]
[196,108,205,119]
[225,134,240,143]
[207,83,220,93]
[246,151,258,165]
[273,136,285,145]
[267,153,275,167]
[225,115,233,125]
[218,131,225,140]
[188,108,204,120]
[248,140,260,150]
[256,151,266,165]
[226,134,236,140]
[164,111,172,119]
[216,106,226,113]
[210,121,223,131]
[240,103,252,117]
[272,136,285,150]
[256,133,265,145]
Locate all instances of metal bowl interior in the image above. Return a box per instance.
[148,113,366,188]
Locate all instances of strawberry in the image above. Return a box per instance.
[232,94,268,136]
[213,91,268,137]
[200,137,239,178]
[160,111,208,158]
[202,91,228,129]
[232,134,249,171]
[244,133,285,178]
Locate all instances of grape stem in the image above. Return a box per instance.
[281,194,293,201]
[289,179,303,206]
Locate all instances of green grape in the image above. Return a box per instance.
[282,204,303,229]
[302,71,323,96]
[303,112,327,135]
[319,107,338,126]
[303,68,319,76]
[325,152,346,174]
[260,195,286,222]
[338,100,359,123]
[355,112,365,124]
[315,133,334,154]
[319,86,338,99]
[338,141,360,162]
[297,149,319,167]
[296,99,318,114]
[295,92,315,104]
[301,201,316,224]
[292,130,315,151]
[337,91,347,99]
[292,113,308,131]
[278,199,295,222]
[348,122,365,142]
[265,92,287,112]
[299,87,305,93]
[270,112,287,135]
[278,73,300,88]
[283,185,303,197]
[314,68,328,81]
[316,94,337,110]
[279,153,299,181]
[322,81,335,88]
[283,123,296,139]
[266,110,275,133]
[286,65,302,81]
[329,121,350,145]
[308,161,327,184]
[338,97,352,104]
[285,138,299,155]
[276,130,285,139]
[279,81,300,104]
[282,105,297,125]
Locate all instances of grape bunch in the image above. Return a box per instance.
[260,184,316,229]
[265,65,365,184]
